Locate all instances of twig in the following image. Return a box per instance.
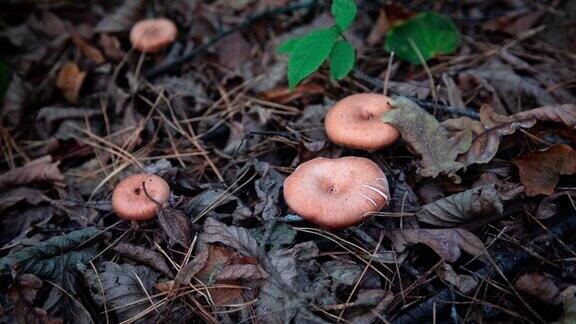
[353,69,480,119]
[391,213,576,323]
[145,0,320,79]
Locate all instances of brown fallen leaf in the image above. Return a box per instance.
[416,185,503,227]
[0,156,64,190]
[436,262,477,294]
[157,208,194,248]
[515,273,560,304]
[366,9,389,45]
[98,33,125,61]
[382,97,472,181]
[385,228,486,262]
[94,0,146,33]
[514,144,576,196]
[460,104,536,166]
[514,104,576,129]
[70,32,105,64]
[483,9,544,36]
[112,242,174,277]
[215,32,252,69]
[262,83,324,104]
[56,62,86,103]
[196,244,257,305]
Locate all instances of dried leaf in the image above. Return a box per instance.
[1,75,30,125]
[0,206,54,248]
[436,263,477,294]
[442,73,465,109]
[215,32,252,69]
[483,9,544,36]
[463,59,557,112]
[83,262,160,322]
[186,187,252,221]
[555,286,576,324]
[202,218,259,257]
[56,62,86,103]
[515,273,560,304]
[0,156,64,190]
[98,34,125,61]
[0,187,43,212]
[95,0,146,33]
[514,144,576,196]
[514,104,576,128]
[8,274,63,324]
[256,241,320,323]
[323,260,362,285]
[0,227,102,280]
[157,208,193,248]
[113,242,174,277]
[456,104,537,166]
[385,228,486,262]
[416,185,503,226]
[382,96,472,179]
[70,32,105,64]
[253,160,284,220]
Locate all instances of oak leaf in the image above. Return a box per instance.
[513,144,576,196]
[382,97,472,180]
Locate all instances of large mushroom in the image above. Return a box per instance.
[325,93,400,151]
[129,18,177,53]
[112,174,170,220]
[283,157,389,229]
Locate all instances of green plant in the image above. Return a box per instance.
[279,0,357,90]
[385,12,460,65]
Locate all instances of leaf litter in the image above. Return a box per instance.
[1,1,576,323]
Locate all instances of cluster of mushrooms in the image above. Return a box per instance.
[284,93,399,229]
[111,18,400,230]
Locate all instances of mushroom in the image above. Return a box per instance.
[283,157,389,229]
[325,93,400,151]
[129,18,177,53]
[112,174,170,220]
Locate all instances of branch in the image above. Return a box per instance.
[145,0,320,79]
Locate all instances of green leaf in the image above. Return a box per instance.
[331,0,357,30]
[278,37,301,54]
[385,12,460,65]
[329,40,355,80]
[287,27,339,90]
[0,227,102,281]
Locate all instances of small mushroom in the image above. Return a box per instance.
[283,157,389,229]
[112,174,170,220]
[325,93,400,151]
[129,18,177,53]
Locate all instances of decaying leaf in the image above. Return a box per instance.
[555,286,576,324]
[256,241,321,323]
[186,187,252,221]
[514,144,576,196]
[0,187,43,212]
[0,156,65,190]
[416,185,503,226]
[385,228,486,262]
[56,62,86,103]
[0,206,54,248]
[515,273,560,304]
[452,104,537,166]
[94,0,146,33]
[253,160,284,220]
[113,242,174,277]
[0,227,102,280]
[436,262,477,294]
[83,262,160,322]
[202,217,259,257]
[382,96,472,180]
[8,274,62,324]
[514,104,576,129]
[157,208,193,248]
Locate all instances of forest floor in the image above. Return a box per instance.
[1,0,576,323]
